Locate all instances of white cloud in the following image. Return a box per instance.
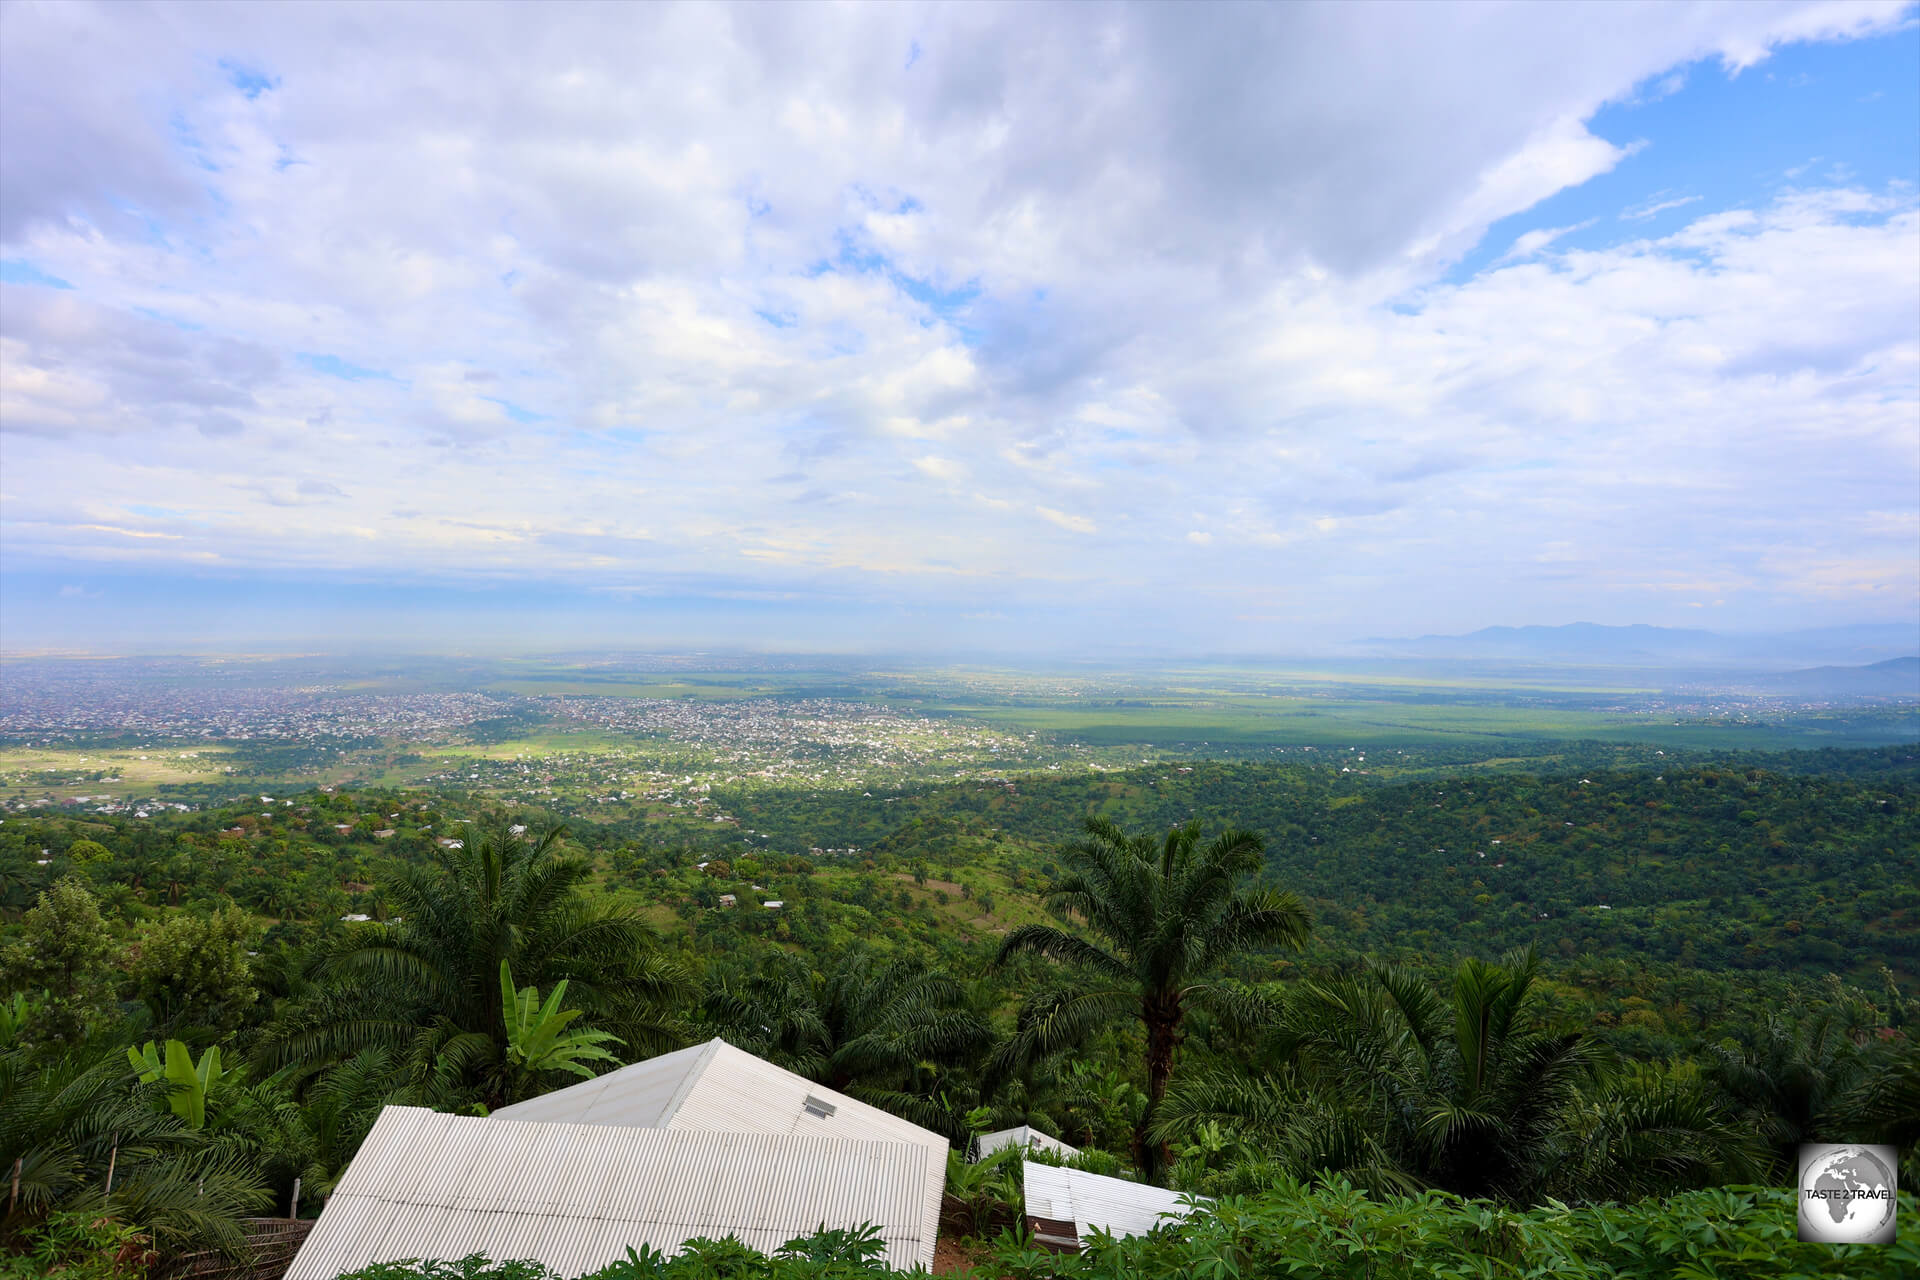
[1499,220,1599,262]
[1406,119,1642,265]
[1035,507,1097,536]
[912,455,966,482]
[0,0,1913,647]
[1621,193,1705,220]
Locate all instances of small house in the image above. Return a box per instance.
[284,1107,939,1277]
[491,1038,945,1263]
[1023,1162,1205,1253]
[973,1124,1079,1161]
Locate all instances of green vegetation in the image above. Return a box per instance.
[993,817,1309,1178]
[1157,949,1759,1203]
[499,961,625,1094]
[267,819,689,1107]
[126,1040,229,1129]
[325,1183,1920,1279]
[1,723,1914,1276]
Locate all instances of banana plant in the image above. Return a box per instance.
[0,990,36,1045]
[499,960,623,1094]
[127,1038,231,1128]
[942,1144,1026,1237]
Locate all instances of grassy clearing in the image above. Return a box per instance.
[0,746,238,798]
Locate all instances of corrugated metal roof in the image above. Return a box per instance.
[490,1037,949,1247]
[974,1125,1080,1161]
[493,1038,946,1152]
[285,1106,941,1278]
[1023,1161,1206,1243]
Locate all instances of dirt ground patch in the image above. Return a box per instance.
[933,1233,993,1276]
[893,872,971,896]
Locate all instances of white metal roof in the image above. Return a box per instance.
[488,1038,948,1257]
[285,1106,940,1278]
[491,1037,947,1153]
[974,1125,1081,1161]
[1023,1161,1206,1243]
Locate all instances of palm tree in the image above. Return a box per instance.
[1704,1005,1866,1174]
[200,1045,435,1219]
[0,1040,268,1255]
[1551,1062,1764,1202]
[1159,948,1756,1204]
[244,876,298,923]
[703,948,991,1136]
[264,819,690,1106]
[1279,949,1601,1201]
[0,853,45,921]
[1847,1044,1920,1185]
[992,816,1309,1179]
[1154,1067,1413,1197]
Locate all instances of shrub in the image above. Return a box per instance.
[329,1182,1919,1280]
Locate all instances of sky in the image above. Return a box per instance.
[1,0,1917,657]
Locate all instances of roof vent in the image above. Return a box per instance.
[802,1095,837,1120]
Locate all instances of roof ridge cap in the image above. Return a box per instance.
[658,1037,725,1125]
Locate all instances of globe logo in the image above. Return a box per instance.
[1797,1143,1898,1244]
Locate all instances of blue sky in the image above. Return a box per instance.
[1,1,1915,656]
[1447,26,1920,281]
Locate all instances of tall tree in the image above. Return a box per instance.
[265,820,690,1105]
[993,816,1309,1179]
[129,906,258,1032]
[0,877,119,1044]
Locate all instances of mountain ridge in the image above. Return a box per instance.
[1369,621,1917,669]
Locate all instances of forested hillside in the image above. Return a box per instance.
[2,745,1915,1274]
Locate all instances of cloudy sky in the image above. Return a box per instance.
[2,0,1916,656]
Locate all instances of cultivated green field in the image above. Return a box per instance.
[896,692,1920,752]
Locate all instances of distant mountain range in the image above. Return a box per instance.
[1369,622,1919,671]
[1745,656,1920,698]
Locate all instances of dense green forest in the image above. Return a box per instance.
[2,746,1915,1275]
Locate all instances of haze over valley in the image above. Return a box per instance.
[1,3,1916,1277]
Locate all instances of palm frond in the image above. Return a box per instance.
[994,924,1131,982]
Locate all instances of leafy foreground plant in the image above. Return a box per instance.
[127,1039,231,1129]
[333,1183,1918,1280]
[1055,1180,1919,1280]
[500,961,623,1100]
[0,1209,151,1280]
[335,1225,894,1279]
